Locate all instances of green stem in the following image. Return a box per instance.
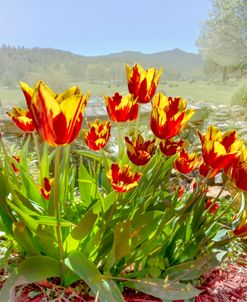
[54,146,64,275]
[32,132,41,182]
[134,106,141,139]
[117,123,123,162]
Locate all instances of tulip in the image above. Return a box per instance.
[126,63,162,103]
[40,177,53,200]
[198,126,243,171]
[173,149,198,174]
[230,148,247,192]
[150,93,194,140]
[84,120,111,151]
[106,163,142,192]
[159,139,185,156]
[105,92,138,122]
[20,81,89,146]
[125,134,156,166]
[7,107,35,132]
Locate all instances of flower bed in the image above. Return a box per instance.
[0,63,246,301]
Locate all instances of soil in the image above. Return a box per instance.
[1,258,246,302]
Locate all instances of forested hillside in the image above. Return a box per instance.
[0,46,203,89]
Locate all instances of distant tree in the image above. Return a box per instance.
[197,0,247,81]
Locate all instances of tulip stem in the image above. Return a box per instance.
[32,132,41,181]
[117,123,123,162]
[54,146,64,277]
[135,106,141,139]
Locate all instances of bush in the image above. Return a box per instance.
[231,85,247,107]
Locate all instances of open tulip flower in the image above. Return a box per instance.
[84,120,111,151]
[230,147,247,192]
[126,63,162,104]
[7,107,35,132]
[105,92,138,122]
[125,134,156,166]
[159,138,185,156]
[40,177,53,200]
[20,81,90,146]
[106,163,142,192]
[150,93,194,140]
[173,149,198,174]
[198,126,243,170]
[233,210,247,238]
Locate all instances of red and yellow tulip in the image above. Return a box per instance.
[106,163,142,192]
[126,64,162,104]
[230,147,247,192]
[150,93,194,140]
[159,139,185,156]
[20,81,89,146]
[84,120,111,151]
[40,177,53,200]
[173,149,198,174]
[105,92,138,122]
[7,107,35,132]
[125,134,156,166]
[197,126,242,170]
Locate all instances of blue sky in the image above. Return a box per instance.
[0,0,211,56]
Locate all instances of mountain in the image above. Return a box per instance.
[0,46,204,89]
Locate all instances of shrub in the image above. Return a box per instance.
[231,85,247,107]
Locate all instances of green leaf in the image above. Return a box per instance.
[76,150,103,161]
[131,211,163,248]
[100,191,118,213]
[65,251,125,302]
[20,170,44,208]
[0,256,60,302]
[125,278,201,301]
[78,164,98,206]
[164,253,224,281]
[114,219,132,260]
[34,216,75,227]
[71,208,98,240]
[64,208,98,253]
[104,219,132,271]
[13,221,39,256]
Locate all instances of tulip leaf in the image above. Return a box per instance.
[78,164,99,206]
[131,211,163,248]
[104,219,132,271]
[6,201,39,232]
[164,253,221,281]
[20,170,45,208]
[65,251,125,302]
[33,216,75,227]
[125,278,201,301]
[70,208,98,240]
[0,256,60,302]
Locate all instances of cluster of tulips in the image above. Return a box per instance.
[0,63,246,301]
[6,64,247,237]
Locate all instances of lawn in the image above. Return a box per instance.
[1,78,246,108]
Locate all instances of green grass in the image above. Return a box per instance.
[0,79,246,107]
